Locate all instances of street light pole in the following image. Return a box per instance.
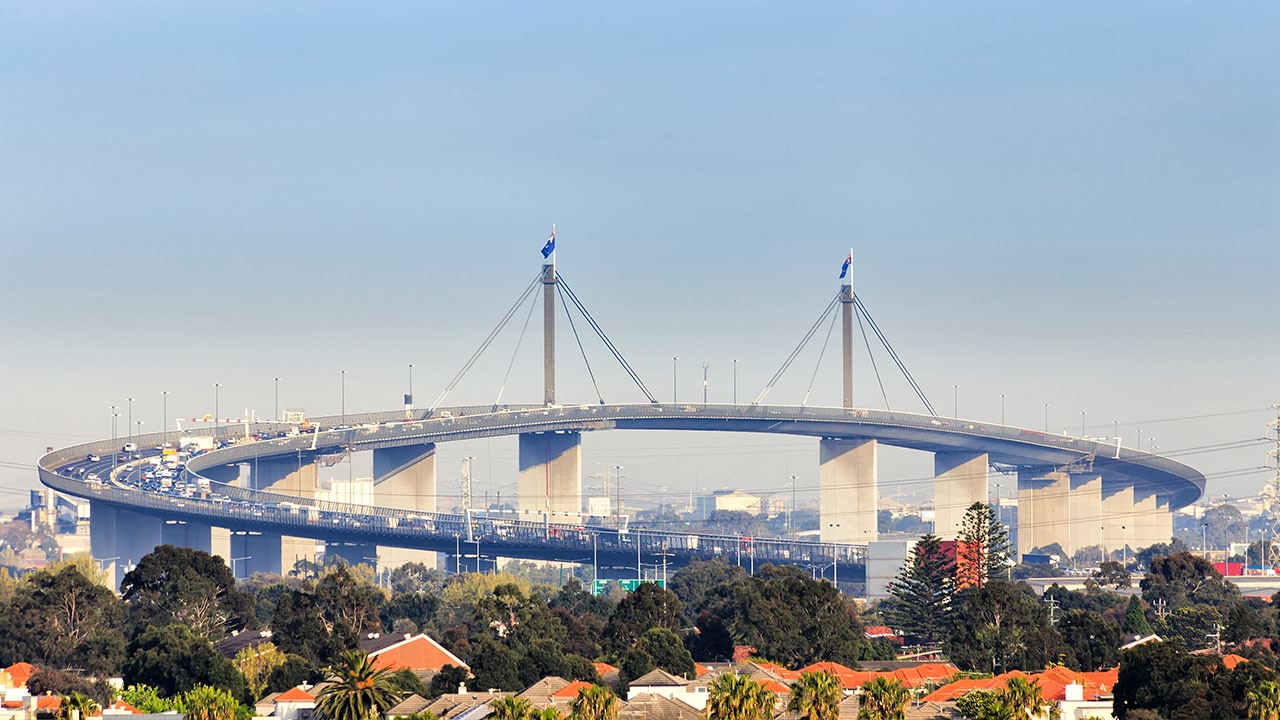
[162,391,169,442]
[214,383,221,435]
[733,359,738,405]
[953,385,958,418]
[127,397,134,449]
[672,357,678,403]
[1000,394,1006,425]
[702,361,709,403]
[274,378,280,422]
[340,370,346,425]
[1044,403,1049,432]
[408,364,414,404]
[1081,411,1087,437]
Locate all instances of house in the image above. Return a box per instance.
[864,626,904,645]
[384,695,431,720]
[924,666,1120,720]
[618,694,700,720]
[272,687,317,720]
[215,629,275,658]
[358,633,469,683]
[1118,634,1161,651]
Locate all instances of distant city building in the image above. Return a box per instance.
[694,489,763,520]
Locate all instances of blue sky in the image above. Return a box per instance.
[1,2,1277,512]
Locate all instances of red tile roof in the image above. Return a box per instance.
[594,662,618,677]
[108,700,141,714]
[551,681,595,699]
[756,679,791,694]
[923,666,1119,703]
[694,663,712,678]
[5,663,35,687]
[275,687,316,702]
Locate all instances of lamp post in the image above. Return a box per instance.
[274,378,280,422]
[613,465,623,526]
[1044,403,1049,432]
[672,357,678,403]
[1000,394,1006,425]
[214,383,221,434]
[1081,411,1087,437]
[408,364,414,405]
[127,397,134,449]
[110,407,118,475]
[340,370,346,425]
[953,385,958,418]
[161,391,169,443]
[702,361,709,403]
[789,475,798,544]
[733,359,738,405]
[1202,522,1209,559]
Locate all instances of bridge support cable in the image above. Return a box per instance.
[430,271,543,411]
[801,301,841,408]
[752,291,841,405]
[493,280,542,407]
[853,294,936,416]
[855,303,891,411]
[556,275,659,403]
[557,283,606,404]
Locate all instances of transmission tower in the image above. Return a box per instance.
[459,456,474,512]
[1267,404,1280,532]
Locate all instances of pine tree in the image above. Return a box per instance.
[957,502,1012,589]
[1122,595,1153,635]
[881,533,954,644]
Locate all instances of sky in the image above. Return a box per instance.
[1,2,1278,514]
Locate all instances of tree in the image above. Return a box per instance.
[1058,610,1122,671]
[177,685,241,720]
[956,503,1012,589]
[1000,677,1052,720]
[0,563,127,676]
[123,623,247,699]
[786,671,842,720]
[668,559,749,623]
[316,651,399,720]
[267,654,317,694]
[601,583,683,655]
[1141,552,1240,609]
[120,685,178,714]
[714,565,869,667]
[488,697,533,720]
[569,684,619,720]
[705,673,777,720]
[314,565,386,639]
[26,669,114,706]
[944,581,1064,673]
[857,677,909,720]
[427,665,470,699]
[1113,639,1215,719]
[1122,596,1152,635]
[630,627,694,679]
[120,545,252,640]
[1159,604,1223,651]
[1246,679,1280,720]
[235,641,287,701]
[57,692,100,720]
[881,533,954,644]
[271,589,355,668]
[1094,561,1132,589]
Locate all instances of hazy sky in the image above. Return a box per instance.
[2,3,1277,513]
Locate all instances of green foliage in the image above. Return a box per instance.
[1123,596,1153,635]
[313,565,386,638]
[488,696,534,720]
[705,673,778,720]
[1057,610,1122,671]
[786,671,842,720]
[271,589,356,668]
[881,533,953,644]
[944,581,1064,673]
[668,559,749,624]
[316,651,399,720]
[857,676,910,720]
[954,690,999,720]
[26,669,115,706]
[956,502,1012,589]
[714,565,870,667]
[177,684,242,720]
[427,665,470,699]
[120,545,253,640]
[1114,639,1212,719]
[601,582,683,656]
[1246,679,1280,720]
[388,668,430,697]
[634,627,695,678]
[123,623,247,699]
[0,563,127,676]
[267,654,317,694]
[57,691,101,720]
[234,642,287,701]
[1094,561,1132,589]
[1156,604,1223,651]
[1141,552,1240,609]
[120,684,179,714]
[569,684,619,720]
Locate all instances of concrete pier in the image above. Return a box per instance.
[89,503,163,576]
[1101,482,1134,559]
[518,431,582,515]
[1017,468,1070,557]
[373,445,437,513]
[1068,473,1103,556]
[933,452,989,539]
[1132,490,1172,550]
[819,438,878,544]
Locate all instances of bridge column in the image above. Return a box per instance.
[325,541,379,568]
[819,438,877,544]
[518,432,582,515]
[1017,468,1070,557]
[240,456,320,574]
[202,464,241,485]
[1132,490,1172,550]
[89,505,164,575]
[933,452,988,539]
[161,519,215,553]
[1101,481,1134,561]
[1068,474,1103,560]
[373,444,439,569]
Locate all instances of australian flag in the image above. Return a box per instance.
[839,252,852,280]
[541,227,556,259]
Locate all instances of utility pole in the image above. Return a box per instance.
[1044,595,1059,626]
[1154,598,1169,622]
[1207,623,1223,655]
[702,361,709,403]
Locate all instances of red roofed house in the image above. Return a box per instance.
[924,666,1119,719]
[272,686,317,720]
[102,700,141,716]
[550,681,594,701]
[358,633,469,678]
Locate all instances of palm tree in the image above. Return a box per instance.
[1248,680,1280,720]
[178,685,239,720]
[534,709,563,720]
[706,673,778,720]
[488,697,534,720]
[317,650,400,720]
[57,692,101,720]
[787,671,843,720]
[569,685,619,720]
[999,677,1053,719]
[856,677,910,720]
